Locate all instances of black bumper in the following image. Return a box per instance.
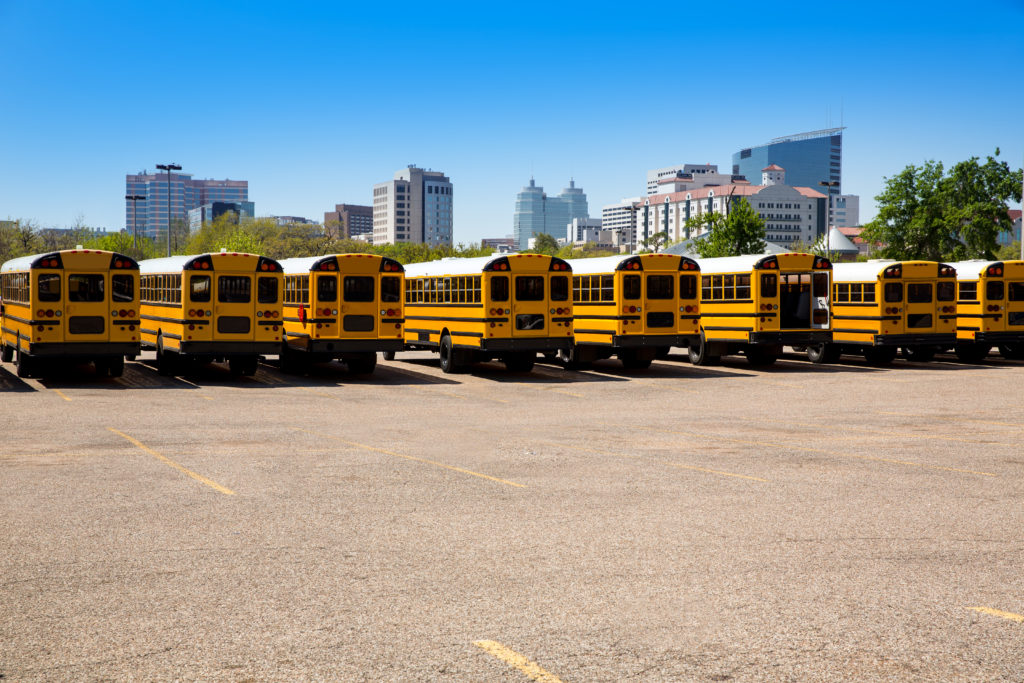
[606,334,697,348]
[874,333,956,347]
[25,342,140,357]
[289,338,404,354]
[970,330,1024,344]
[748,331,832,345]
[178,341,280,356]
[472,337,572,353]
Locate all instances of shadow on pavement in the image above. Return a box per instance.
[0,365,36,392]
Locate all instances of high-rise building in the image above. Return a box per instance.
[125,171,248,241]
[512,178,589,250]
[601,198,642,253]
[646,163,747,195]
[832,195,860,228]
[732,128,844,221]
[324,203,374,239]
[187,201,255,232]
[372,166,453,246]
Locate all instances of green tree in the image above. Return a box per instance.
[530,232,560,255]
[84,231,161,261]
[0,219,43,262]
[642,231,669,253]
[996,240,1021,261]
[694,199,767,258]
[861,151,1022,261]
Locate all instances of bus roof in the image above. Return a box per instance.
[404,254,562,277]
[694,254,776,273]
[566,254,689,275]
[947,260,999,281]
[139,253,267,274]
[832,260,945,282]
[1,249,130,273]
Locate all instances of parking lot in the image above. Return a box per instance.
[2,350,1023,681]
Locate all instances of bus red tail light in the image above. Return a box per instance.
[45,309,53,318]
[189,309,196,316]
[272,311,279,318]
[387,309,396,317]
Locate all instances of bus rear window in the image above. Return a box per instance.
[550,276,569,302]
[344,276,374,302]
[1009,282,1024,301]
[515,276,544,301]
[812,273,829,298]
[381,276,401,303]
[884,282,903,303]
[937,281,955,301]
[760,273,777,298]
[258,277,278,304]
[191,275,211,302]
[317,275,337,302]
[908,283,932,303]
[680,274,697,300]
[623,274,641,300]
[646,274,673,299]
[38,273,61,301]
[69,274,104,302]
[218,276,251,303]
[491,276,509,302]
[112,275,134,303]
[987,280,1004,301]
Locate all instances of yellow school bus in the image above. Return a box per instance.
[1,249,140,378]
[400,254,573,373]
[804,260,957,364]
[139,252,283,376]
[277,254,404,374]
[563,253,700,369]
[691,253,832,366]
[948,260,1024,362]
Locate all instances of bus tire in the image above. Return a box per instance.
[1,343,13,363]
[745,346,777,367]
[688,333,721,366]
[955,343,990,363]
[439,334,463,374]
[557,346,590,370]
[503,352,535,373]
[16,350,35,378]
[229,355,259,376]
[902,346,936,363]
[346,353,377,375]
[381,351,396,361]
[806,343,835,364]
[864,346,898,366]
[156,335,177,376]
[998,343,1024,360]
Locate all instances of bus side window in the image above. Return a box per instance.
[38,273,61,301]
[550,275,569,302]
[623,274,641,300]
[190,275,211,302]
[986,280,1004,301]
[884,282,903,303]
[760,273,777,298]
[490,275,509,302]
[258,277,279,304]
[736,274,751,299]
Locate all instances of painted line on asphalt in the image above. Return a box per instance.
[473,640,564,683]
[53,389,72,401]
[108,428,236,496]
[777,416,1019,449]
[877,411,1024,430]
[296,429,525,488]
[969,606,1024,623]
[541,440,767,482]
[297,386,342,400]
[541,387,584,399]
[648,427,997,477]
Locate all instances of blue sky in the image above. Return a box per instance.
[1,0,1022,245]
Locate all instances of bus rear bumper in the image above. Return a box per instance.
[609,334,697,348]
[969,331,1024,344]
[291,338,404,354]
[874,333,956,346]
[749,331,831,345]
[25,342,141,357]
[478,337,571,353]
[178,341,280,356]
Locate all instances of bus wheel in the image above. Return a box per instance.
[381,351,396,361]
[688,333,721,366]
[902,346,936,363]
[156,336,177,376]
[998,343,1024,360]
[1,344,12,363]
[557,346,589,370]
[864,346,898,366]
[746,346,777,367]
[955,343,990,363]
[346,353,377,375]
[806,343,836,364]
[439,334,463,374]
[504,352,535,373]
[620,348,654,370]
[229,355,259,376]
[16,350,36,378]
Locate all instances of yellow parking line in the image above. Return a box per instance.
[543,388,583,399]
[542,440,766,482]
[297,429,525,488]
[736,415,1019,449]
[108,428,236,496]
[53,389,71,402]
[298,386,341,400]
[649,427,996,477]
[473,640,564,683]
[969,606,1024,623]
[878,411,1024,429]
[200,395,214,401]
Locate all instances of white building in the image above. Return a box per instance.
[832,194,860,228]
[635,166,827,247]
[601,198,641,252]
[646,163,747,195]
[373,166,453,246]
[566,217,604,244]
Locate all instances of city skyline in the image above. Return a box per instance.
[1,1,1022,246]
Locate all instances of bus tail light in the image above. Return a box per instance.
[387,309,396,317]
